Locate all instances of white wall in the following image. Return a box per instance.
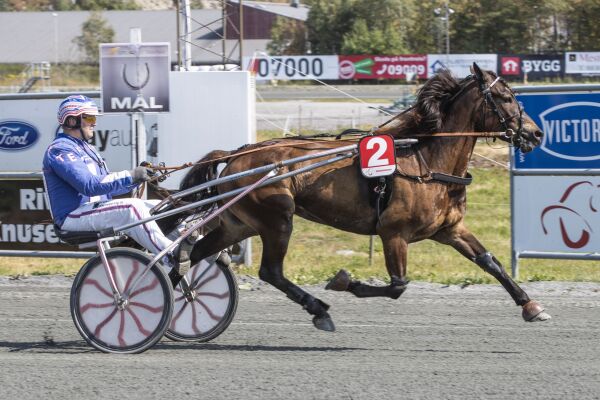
[156,71,255,189]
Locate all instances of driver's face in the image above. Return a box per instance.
[80,114,96,140]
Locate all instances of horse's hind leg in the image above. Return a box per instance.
[237,194,335,332]
[433,223,551,322]
[259,229,335,332]
[326,235,409,299]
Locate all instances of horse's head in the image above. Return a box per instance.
[471,63,543,153]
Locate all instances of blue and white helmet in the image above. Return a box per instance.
[57,95,100,126]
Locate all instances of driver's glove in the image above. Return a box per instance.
[129,166,155,183]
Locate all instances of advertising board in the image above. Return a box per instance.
[427,54,497,78]
[100,43,170,113]
[498,54,563,79]
[513,176,600,254]
[514,93,600,169]
[337,55,427,80]
[0,95,136,172]
[0,178,76,251]
[244,55,339,81]
[565,52,600,75]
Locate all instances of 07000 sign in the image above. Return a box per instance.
[246,56,339,81]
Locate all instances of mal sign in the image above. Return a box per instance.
[359,134,397,178]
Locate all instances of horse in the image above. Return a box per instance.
[171,63,549,331]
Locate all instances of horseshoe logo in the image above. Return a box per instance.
[122,63,150,90]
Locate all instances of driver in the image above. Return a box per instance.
[42,95,195,276]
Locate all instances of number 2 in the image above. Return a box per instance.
[367,137,390,167]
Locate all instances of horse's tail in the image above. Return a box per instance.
[180,149,232,191]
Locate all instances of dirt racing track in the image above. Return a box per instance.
[0,275,599,399]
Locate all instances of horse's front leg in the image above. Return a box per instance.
[326,234,409,299]
[433,223,551,322]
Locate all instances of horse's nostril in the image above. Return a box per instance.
[534,130,543,139]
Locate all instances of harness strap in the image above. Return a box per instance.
[395,148,473,186]
[430,171,473,185]
[394,170,473,186]
[374,177,387,227]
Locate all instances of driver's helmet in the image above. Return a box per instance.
[57,95,101,126]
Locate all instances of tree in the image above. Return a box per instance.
[563,0,600,51]
[73,12,115,63]
[69,0,139,10]
[341,19,406,54]
[306,0,351,54]
[307,0,413,55]
[268,17,307,55]
[404,1,442,54]
[7,0,51,10]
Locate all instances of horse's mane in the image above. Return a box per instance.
[377,69,473,137]
[413,69,463,133]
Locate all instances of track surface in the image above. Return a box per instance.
[1,275,599,399]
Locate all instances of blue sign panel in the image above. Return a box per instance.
[514,93,600,169]
[0,120,40,151]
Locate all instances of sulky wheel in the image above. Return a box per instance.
[165,252,238,342]
[70,248,173,354]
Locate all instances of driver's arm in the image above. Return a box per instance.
[47,144,137,197]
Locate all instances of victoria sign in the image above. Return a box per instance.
[514,93,600,169]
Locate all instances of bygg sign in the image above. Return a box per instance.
[100,43,170,113]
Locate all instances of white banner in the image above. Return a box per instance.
[513,176,600,253]
[243,55,339,80]
[565,52,600,74]
[427,54,497,78]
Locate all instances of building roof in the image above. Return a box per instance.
[228,0,309,21]
[0,7,299,64]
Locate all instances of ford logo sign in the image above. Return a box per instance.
[0,121,40,150]
[539,102,600,161]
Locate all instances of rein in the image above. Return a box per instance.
[138,73,521,196]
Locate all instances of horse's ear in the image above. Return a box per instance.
[471,62,484,81]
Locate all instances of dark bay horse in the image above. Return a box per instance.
[176,63,549,331]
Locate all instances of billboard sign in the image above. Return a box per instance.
[338,55,427,80]
[499,54,563,79]
[427,54,497,78]
[100,43,170,113]
[513,176,600,253]
[0,96,139,172]
[0,179,77,251]
[514,93,600,169]
[244,55,339,81]
[565,52,600,75]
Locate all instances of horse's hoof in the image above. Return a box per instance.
[389,284,407,299]
[325,269,351,291]
[312,314,336,332]
[522,301,551,322]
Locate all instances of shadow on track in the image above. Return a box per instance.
[153,342,367,352]
[0,340,93,354]
[0,340,365,354]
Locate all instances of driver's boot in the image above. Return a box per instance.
[173,229,200,276]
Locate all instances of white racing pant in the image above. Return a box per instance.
[61,198,174,259]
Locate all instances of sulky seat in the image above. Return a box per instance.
[53,225,101,246]
[53,225,118,246]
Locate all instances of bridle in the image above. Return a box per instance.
[473,74,525,148]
